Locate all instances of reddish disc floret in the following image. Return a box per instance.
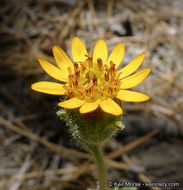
[63,53,121,102]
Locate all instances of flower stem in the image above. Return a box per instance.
[87,143,107,190]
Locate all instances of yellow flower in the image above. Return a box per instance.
[32,37,151,116]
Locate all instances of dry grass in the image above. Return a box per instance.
[0,0,183,189]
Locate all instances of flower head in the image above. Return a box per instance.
[32,37,150,116]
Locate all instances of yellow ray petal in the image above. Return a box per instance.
[58,98,85,109]
[107,43,125,68]
[52,45,73,73]
[71,37,88,63]
[38,58,68,82]
[31,81,66,95]
[79,101,99,114]
[116,90,149,102]
[118,52,146,79]
[120,68,151,89]
[93,40,108,65]
[99,98,122,116]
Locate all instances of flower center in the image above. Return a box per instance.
[63,53,121,102]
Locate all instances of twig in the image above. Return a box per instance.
[0,116,90,160]
[108,130,158,159]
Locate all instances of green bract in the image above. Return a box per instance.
[57,108,123,145]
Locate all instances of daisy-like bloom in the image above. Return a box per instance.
[31,37,151,116]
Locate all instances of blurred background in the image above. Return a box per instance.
[0,0,183,189]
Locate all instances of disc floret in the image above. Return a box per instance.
[64,53,121,102]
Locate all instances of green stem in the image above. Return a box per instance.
[87,143,107,190]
